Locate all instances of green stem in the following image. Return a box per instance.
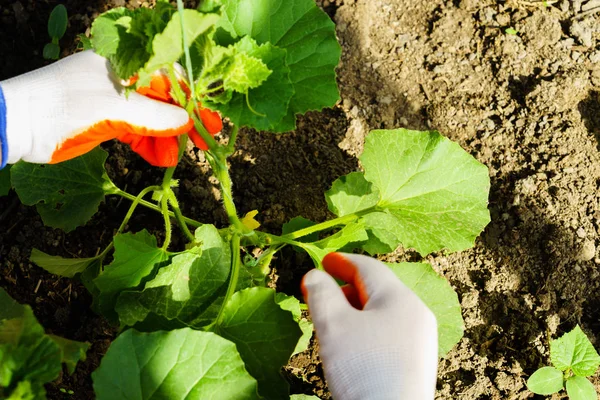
[211,233,242,330]
[117,185,162,234]
[206,151,245,232]
[169,194,196,242]
[176,0,196,101]
[114,189,202,228]
[225,125,239,155]
[192,114,219,151]
[161,196,172,251]
[281,213,363,240]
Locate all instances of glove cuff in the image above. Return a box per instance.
[0,85,7,168]
[1,76,37,164]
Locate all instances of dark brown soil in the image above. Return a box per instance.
[2,0,600,399]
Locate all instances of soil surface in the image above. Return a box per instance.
[1,0,600,399]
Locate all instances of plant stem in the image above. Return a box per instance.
[117,185,162,234]
[206,151,246,232]
[225,125,239,155]
[176,0,196,101]
[169,193,196,242]
[161,196,172,250]
[211,233,242,330]
[281,213,363,240]
[192,114,219,150]
[114,189,202,228]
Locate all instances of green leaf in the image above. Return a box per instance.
[0,165,11,197]
[93,231,168,323]
[386,262,464,357]
[275,293,313,356]
[48,5,68,39]
[359,129,491,256]
[92,328,260,400]
[550,325,600,377]
[301,223,368,268]
[43,42,60,60]
[566,376,597,400]
[203,39,293,131]
[358,212,403,255]
[139,10,219,84]
[115,225,232,329]
[47,335,90,375]
[217,288,302,399]
[282,216,319,243]
[326,172,379,217]
[5,380,42,400]
[30,249,100,278]
[11,148,117,232]
[90,8,134,58]
[526,366,564,395]
[219,0,341,131]
[0,288,62,392]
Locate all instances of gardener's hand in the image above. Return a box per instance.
[302,252,439,400]
[0,50,194,168]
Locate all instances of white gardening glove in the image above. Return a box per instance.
[0,50,194,168]
[301,252,438,400]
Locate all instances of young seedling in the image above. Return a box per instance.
[43,4,68,60]
[527,325,600,400]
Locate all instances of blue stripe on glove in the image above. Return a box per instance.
[0,85,7,169]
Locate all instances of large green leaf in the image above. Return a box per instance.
[93,231,169,323]
[203,39,293,131]
[275,293,313,356]
[340,129,491,256]
[550,325,600,377]
[0,165,11,197]
[526,367,563,395]
[0,288,87,398]
[47,4,68,39]
[92,328,260,400]
[387,262,464,357]
[139,10,219,84]
[30,249,100,278]
[11,148,117,232]
[47,335,90,375]
[217,288,302,399]
[566,376,597,400]
[115,225,232,329]
[218,0,341,131]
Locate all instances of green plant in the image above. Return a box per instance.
[527,325,600,400]
[44,4,68,60]
[0,288,89,399]
[4,0,492,397]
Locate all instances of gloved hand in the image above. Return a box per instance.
[0,50,199,168]
[301,252,439,400]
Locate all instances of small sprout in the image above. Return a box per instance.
[527,325,600,399]
[44,4,68,60]
[505,27,518,35]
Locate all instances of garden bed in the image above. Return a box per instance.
[1,0,599,398]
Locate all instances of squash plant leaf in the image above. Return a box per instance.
[217,287,302,399]
[30,249,100,278]
[565,376,597,400]
[386,262,464,357]
[0,165,11,197]
[92,328,260,400]
[0,288,87,398]
[526,366,564,395]
[329,129,491,256]
[47,335,90,375]
[10,148,117,233]
[550,325,600,377]
[201,38,294,131]
[275,293,313,356]
[93,230,169,323]
[218,0,341,131]
[115,225,236,329]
